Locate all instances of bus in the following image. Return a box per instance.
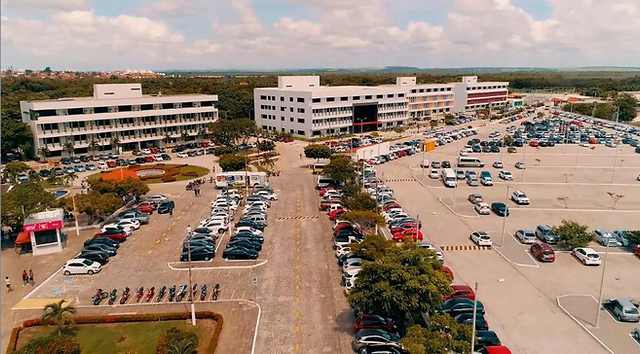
[312,163,325,174]
[457,157,485,168]
[215,172,268,189]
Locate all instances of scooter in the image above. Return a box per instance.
[188,284,198,301]
[120,287,130,304]
[168,285,177,302]
[176,284,188,302]
[200,284,208,301]
[108,289,118,305]
[156,286,167,302]
[212,283,221,301]
[135,287,144,302]
[92,288,108,305]
[145,287,155,302]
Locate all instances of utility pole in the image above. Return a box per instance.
[71,194,80,236]
[187,240,196,325]
[595,241,610,327]
[500,185,511,247]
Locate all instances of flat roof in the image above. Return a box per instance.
[22,94,217,104]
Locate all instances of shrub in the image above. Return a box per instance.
[219,154,246,172]
[162,176,177,183]
[156,327,199,354]
[214,146,236,156]
[507,147,517,153]
[181,171,198,177]
[16,334,81,354]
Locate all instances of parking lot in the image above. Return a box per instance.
[375,114,640,353]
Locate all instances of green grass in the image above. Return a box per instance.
[17,320,215,354]
[86,164,210,184]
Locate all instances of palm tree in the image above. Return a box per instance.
[47,174,62,186]
[197,129,207,143]
[168,339,198,354]
[37,146,50,162]
[28,172,43,183]
[63,172,79,186]
[181,131,190,144]
[110,137,121,154]
[163,133,172,147]
[62,142,75,158]
[42,300,76,336]
[87,138,100,159]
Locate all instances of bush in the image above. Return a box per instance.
[552,220,593,250]
[156,327,199,354]
[180,171,198,177]
[162,176,177,183]
[16,334,81,354]
[219,154,246,172]
[214,146,236,156]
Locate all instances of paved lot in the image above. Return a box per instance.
[376,115,640,353]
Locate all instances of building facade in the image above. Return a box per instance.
[20,84,218,157]
[254,76,508,138]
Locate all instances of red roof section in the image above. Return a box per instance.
[15,231,30,245]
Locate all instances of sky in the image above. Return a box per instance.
[1,0,639,71]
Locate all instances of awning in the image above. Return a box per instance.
[15,231,31,245]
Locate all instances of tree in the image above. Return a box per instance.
[1,181,56,229]
[401,317,472,354]
[16,334,81,354]
[63,172,78,186]
[197,129,207,143]
[4,161,30,182]
[348,240,453,333]
[443,113,455,124]
[181,131,190,143]
[163,133,172,147]
[219,154,246,172]
[156,327,199,354]
[257,140,276,152]
[208,118,257,147]
[304,144,332,161]
[41,300,76,336]
[606,191,625,209]
[552,220,593,250]
[110,137,121,153]
[87,178,149,197]
[614,93,639,122]
[1,120,33,160]
[323,154,357,183]
[37,146,50,162]
[344,192,378,211]
[339,210,384,235]
[62,141,75,158]
[503,135,514,145]
[214,146,237,156]
[61,191,123,222]
[429,120,438,128]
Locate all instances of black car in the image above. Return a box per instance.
[232,233,264,244]
[80,155,90,162]
[357,344,408,354]
[222,246,259,260]
[442,161,451,168]
[61,157,72,165]
[39,169,51,177]
[84,237,120,249]
[180,247,215,261]
[77,251,109,265]
[439,298,485,316]
[453,313,489,330]
[235,220,265,231]
[161,154,172,161]
[471,145,482,153]
[227,239,262,251]
[187,151,197,157]
[157,201,175,214]
[83,244,117,256]
[183,239,216,249]
[491,202,510,217]
[490,146,500,153]
[135,157,146,164]
[474,331,501,350]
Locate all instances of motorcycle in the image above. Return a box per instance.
[120,287,130,304]
[176,284,188,302]
[200,284,208,301]
[168,285,177,302]
[145,287,155,302]
[186,182,194,191]
[92,288,109,306]
[188,284,198,301]
[156,286,167,302]
[108,289,118,305]
[135,287,144,302]
[212,283,221,301]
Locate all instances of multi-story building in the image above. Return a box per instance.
[20,84,218,157]
[452,76,509,113]
[254,76,508,138]
[254,76,409,138]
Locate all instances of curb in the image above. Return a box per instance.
[438,198,479,219]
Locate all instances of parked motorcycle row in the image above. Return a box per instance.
[91,283,222,306]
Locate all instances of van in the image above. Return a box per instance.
[312,164,325,174]
[441,169,457,188]
[316,176,335,190]
[458,157,485,168]
[606,298,640,322]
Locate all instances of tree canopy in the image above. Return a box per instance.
[59,192,123,222]
[552,219,593,249]
[4,161,30,182]
[219,154,246,172]
[323,154,357,182]
[344,192,378,211]
[208,118,257,147]
[87,177,149,197]
[304,144,332,160]
[401,316,472,354]
[1,181,57,229]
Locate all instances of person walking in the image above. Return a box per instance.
[28,269,34,286]
[169,207,173,217]
[186,225,192,237]
[22,270,28,286]
[5,277,12,293]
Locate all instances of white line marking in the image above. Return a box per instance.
[494,181,640,187]
[524,249,540,267]
[512,208,640,213]
[493,246,539,268]
[24,267,63,299]
[438,198,480,219]
[629,334,640,347]
[556,295,615,354]
[167,259,268,270]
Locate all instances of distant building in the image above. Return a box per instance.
[451,76,509,113]
[20,84,218,157]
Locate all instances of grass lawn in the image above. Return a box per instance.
[16,319,217,354]
[87,164,209,184]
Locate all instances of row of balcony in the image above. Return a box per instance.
[37,120,213,137]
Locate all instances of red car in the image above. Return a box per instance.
[94,231,126,241]
[390,222,419,235]
[353,314,397,333]
[106,160,117,168]
[588,137,599,144]
[284,137,293,143]
[319,187,338,196]
[334,223,357,235]
[392,229,423,242]
[444,284,476,300]
[635,245,640,257]
[528,140,539,147]
[145,156,154,163]
[201,141,210,147]
[329,209,346,221]
[477,346,512,354]
[398,150,408,157]
[441,266,454,280]
[150,147,159,154]
[136,203,154,214]
[383,203,402,212]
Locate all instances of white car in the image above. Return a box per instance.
[429,169,439,179]
[148,194,168,203]
[97,161,108,170]
[342,267,361,284]
[385,212,409,224]
[256,191,278,200]
[335,245,352,258]
[573,247,601,266]
[154,155,163,162]
[102,224,133,235]
[177,152,188,158]
[498,170,513,181]
[515,161,526,169]
[474,202,491,215]
[470,231,493,247]
[235,226,263,236]
[419,160,430,168]
[141,148,151,155]
[515,229,537,244]
[63,258,102,276]
[342,257,363,271]
[418,241,444,261]
[511,190,530,205]
[117,219,140,230]
[481,177,493,186]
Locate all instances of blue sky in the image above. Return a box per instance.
[1,0,638,70]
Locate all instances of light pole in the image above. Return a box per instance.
[520,145,527,181]
[187,240,196,325]
[595,240,610,328]
[471,279,505,353]
[611,108,620,184]
[452,135,461,206]
[500,185,513,247]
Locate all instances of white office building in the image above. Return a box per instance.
[452,76,509,113]
[254,76,508,138]
[20,84,218,157]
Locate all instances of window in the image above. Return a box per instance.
[67,108,83,115]
[182,102,193,108]
[297,97,305,103]
[290,107,294,112]
[131,87,141,91]
[71,121,85,129]
[298,118,305,124]
[327,97,335,102]
[281,117,284,121]
[118,105,132,112]
[411,89,417,93]
[387,94,394,98]
[297,130,305,136]
[280,97,284,101]
[365,95,372,99]
[260,95,267,100]
[312,98,321,103]
[298,108,305,113]
[398,93,405,98]
[162,103,173,109]
[376,95,383,99]
[340,96,348,101]
[290,117,294,122]
[280,107,285,111]
[290,97,293,102]
[33,229,58,245]
[201,101,215,107]
[353,96,360,100]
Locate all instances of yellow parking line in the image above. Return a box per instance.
[296,285,300,291]
[295,344,300,351]
[296,255,300,261]
[172,221,177,225]
[296,297,301,303]
[295,310,300,317]
[177,216,181,220]
[296,274,300,280]
[162,232,167,237]
[295,326,300,333]
[167,226,172,231]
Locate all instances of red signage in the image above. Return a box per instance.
[23,220,63,232]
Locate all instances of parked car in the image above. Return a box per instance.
[352,329,401,352]
[492,161,503,168]
[515,229,536,244]
[84,237,120,249]
[498,170,513,180]
[157,200,175,214]
[491,202,509,216]
[354,314,397,333]
[93,230,127,241]
[603,298,640,322]
[573,247,601,266]
[63,258,102,276]
[594,229,622,247]
[474,331,502,350]
[612,230,632,247]
[444,284,476,300]
[454,312,488,330]
[470,231,492,246]
[180,247,215,261]
[439,298,485,316]
[429,169,439,179]
[515,161,526,169]
[147,194,169,203]
[530,242,555,262]
[468,194,483,204]
[357,344,408,354]
[535,224,558,244]
[222,246,259,259]
[83,244,117,256]
[77,250,109,265]
[474,202,491,215]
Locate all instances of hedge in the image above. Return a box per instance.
[8,311,223,354]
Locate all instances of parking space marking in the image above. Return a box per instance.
[556,295,615,354]
[276,215,319,220]
[440,245,492,251]
[512,207,640,213]
[385,178,417,182]
[167,260,268,270]
[629,334,640,347]
[492,246,540,268]
[438,198,481,219]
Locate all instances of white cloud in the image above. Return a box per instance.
[4,0,89,12]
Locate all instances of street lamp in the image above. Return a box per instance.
[500,185,514,247]
[471,279,505,353]
[595,240,611,328]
